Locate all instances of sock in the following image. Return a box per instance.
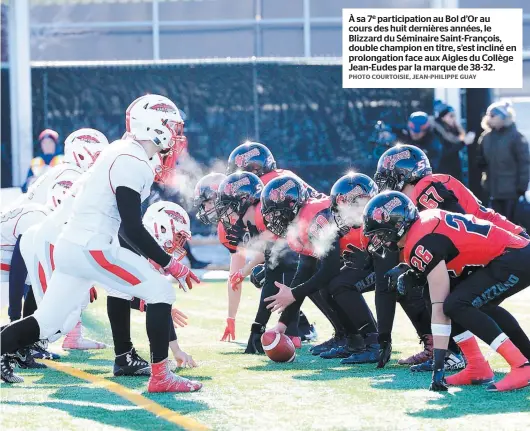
[484,305,530,360]
[0,316,40,355]
[107,296,133,356]
[23,288,38,318]
[146,303,171,364]
[433,348,446,372]
[493,335,528,369]
[453,331,486,364]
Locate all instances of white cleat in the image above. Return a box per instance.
[62,322,107,350]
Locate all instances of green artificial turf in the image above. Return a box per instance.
[1,282,529,430]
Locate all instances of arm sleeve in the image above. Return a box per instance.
[8,235,28,322]
[514,133,530,193]
[116,186,171,267]
[408,234,457,276]
[290,239,341,301]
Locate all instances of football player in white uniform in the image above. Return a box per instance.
[1,203,49,382]
[1,94,202,393]
[9,128,109,354]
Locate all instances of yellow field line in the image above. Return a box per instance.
[42,360,209,431]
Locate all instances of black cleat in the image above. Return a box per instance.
[13,348,47,369]
[1,355,24,383]
[320,334,365,359]
[301,324,318,342]
[310,334,346,356]
[340,344,380,365]
[30,340,61,360]
[113,348,150,376]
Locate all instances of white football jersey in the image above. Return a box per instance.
[1,203,49,281]
[18,163,83,206]
[61,139,155,243]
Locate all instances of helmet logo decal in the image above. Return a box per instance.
[269,179,296,203]
[309,215,329,238]
[373,197,402,223]
[76,135,100,144]
[56,180,73,189]
[150,103,176,113]
[224,176,251,195]
[336,185,364,205]
[382,150,411,169]
[235,148,260,168]
[164,209,187,224]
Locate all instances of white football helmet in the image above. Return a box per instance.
[47,179,74,209]
[64,128,109,172]
[126,94,187,155]
[143,201,191,260]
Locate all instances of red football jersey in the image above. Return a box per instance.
[338,226,368,254]
[286,197,333,258]
[403,209,529,277]
[411,174,523,235]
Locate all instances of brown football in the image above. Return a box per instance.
[261,330,296,363]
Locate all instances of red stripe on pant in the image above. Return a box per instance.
[50,244,55,271]
[89,250,141,285]
[1,263,10,271]
[38,262,48,293]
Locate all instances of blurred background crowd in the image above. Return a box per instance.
[1,0,529,241]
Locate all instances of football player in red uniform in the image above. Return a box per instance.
[363,192,530,392]
[225,142,346,352]
[374,144,527,237]
[329,173,449,369]
[212,171,309,351]
[373,144,528,371]
[261,175,380,363]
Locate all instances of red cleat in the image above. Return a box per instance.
[446,360,494,386]
[398,335,433,365]
[288,336,302,349]
[148,359,202,393]
[487,364,530,392]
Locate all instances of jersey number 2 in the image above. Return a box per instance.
[410,245,433,272]
[418,186,443,209]
[445,214,491,237]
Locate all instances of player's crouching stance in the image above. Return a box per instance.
[363,192,530,392]
[0,94,202,393]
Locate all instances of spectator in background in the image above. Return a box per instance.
[22,129,63,192]
[432,100,476,182]
[477,101,530,221]
[395,111,442,171]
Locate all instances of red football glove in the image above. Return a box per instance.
[164,258,201,291]
[89,287,98,303]
[229,270,245,291]
[220,317,235,342]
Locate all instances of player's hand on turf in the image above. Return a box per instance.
[89,287,98,303]
[173,349,198,368]
[384,263,410,292]
[171,307,188,328]
[220,317,236,342]
[265,282,296,313]
[229,270,245,291]
[164,258,201,291]
[377,340,392,368]
[430,369,449,392]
